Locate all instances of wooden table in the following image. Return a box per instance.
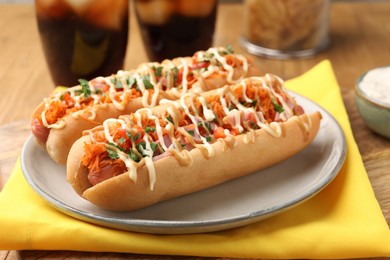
[0,1,389,259]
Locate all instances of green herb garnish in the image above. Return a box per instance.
[77,79,92,98]
[111,78,123,89]
[166,115,173,124]
[199,121,212,132]
[226,45,234,54]
[126,131,140,142]
[172,67,179,84]
[142,75,154,89]
[136,142,158,157]
[129,149,140,162]
[272,100,284,113]
[107,148,119,159]
[201,52,214,62]
[155,66,163,77]
[117,137,126,145]
[108,142,125,152]
[150,142,158,152]
[145,126,156,133]
[107,142,127,159]
[136,142,147,157]
[127,76,137,89]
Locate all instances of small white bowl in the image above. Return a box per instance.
[355,66,390,139]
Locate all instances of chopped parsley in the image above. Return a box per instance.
[272,100,284,113]
[142,75,154,89]
[200,52,214,62]
[108,142,125,152]
[199,121,212,132]
[126,131,140,142]
[107,142,129,159]
[127,76,137,89]
[107,148,119,159]
[117,137,126,145]
[136,142,158,157]
[171,67,179,84]
[220,45,234,55]
[226,45,234,54]
[166,115,173,124]
[110,78,123,90]
[149,142,158,152]
[145,126,156,133]
[77,79,92,98]
[154,66,163,77]
[129,149,140,162]
[107,138,159,162]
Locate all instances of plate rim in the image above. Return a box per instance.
[21,93,347,234]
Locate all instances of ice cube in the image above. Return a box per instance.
[83,0,128,30]
[64,0,92,16]
[35,0,73,18]
[135,0,174,25]
[175,0,216,17]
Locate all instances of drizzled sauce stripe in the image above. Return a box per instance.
[41,47,250,129]
[87,75,313,190]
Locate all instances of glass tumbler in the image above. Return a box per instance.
[135,0,218,62]
[35,0,129,86]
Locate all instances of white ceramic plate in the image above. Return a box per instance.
[21,93,346,234]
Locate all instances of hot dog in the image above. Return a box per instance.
[31,47,260,164]
[67,75,322,211]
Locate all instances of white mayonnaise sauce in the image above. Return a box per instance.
[40,47,250,129]
[359,67,390,106]
[89,73,312,191]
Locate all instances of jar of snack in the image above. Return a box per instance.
[241,0,330,59]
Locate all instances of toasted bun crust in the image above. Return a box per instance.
[67,112,322,211]
[33,58,259,165]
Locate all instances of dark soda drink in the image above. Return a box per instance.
[135,0,217,62]
[35,0,129,87]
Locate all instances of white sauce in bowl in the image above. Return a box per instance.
[358,67,390,106]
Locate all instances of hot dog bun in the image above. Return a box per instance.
[31,47,260,165]
[41,96,157,165]
[66,75,322,211]
[67,112,321,211]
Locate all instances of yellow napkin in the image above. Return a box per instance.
[1,60,390,258]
